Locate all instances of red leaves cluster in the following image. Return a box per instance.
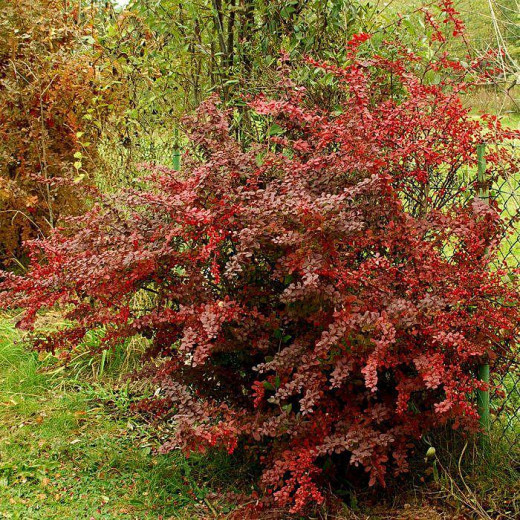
[1,28,519,516]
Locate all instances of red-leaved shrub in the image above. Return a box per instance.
[1,21,519,515]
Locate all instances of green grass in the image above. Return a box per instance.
[0,315,244,519]
[492,113,520,270]
[502,113,520,129]
[431,428,520,520]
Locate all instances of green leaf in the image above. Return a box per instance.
[424,70,441,85]
[268,123,283,136]
[280,6,296,19]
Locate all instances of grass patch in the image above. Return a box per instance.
[429,431,520,520]
[0,315,245,519]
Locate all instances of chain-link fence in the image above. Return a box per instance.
[485,140,520,449]
[402,139,520,449]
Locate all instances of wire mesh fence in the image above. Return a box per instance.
[485,140,520,449]
[402,139,520,448]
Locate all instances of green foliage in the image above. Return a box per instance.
[92,0,519,193]
[89,0,519,195]
[92,0,375,178]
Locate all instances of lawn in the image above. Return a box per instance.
[0,315,241,519]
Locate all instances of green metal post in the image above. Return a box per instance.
[477,364,490,435]
[172,126,181,171]
[476,143,490,439]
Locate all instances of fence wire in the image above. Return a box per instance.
[402,140,519,448]
[487,140,519,448]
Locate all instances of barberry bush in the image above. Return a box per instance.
[1,9,519,515]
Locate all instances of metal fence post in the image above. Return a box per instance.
[173,126,181,171]
[476,143,490,439]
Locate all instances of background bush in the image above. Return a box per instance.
[0,0,118,268]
